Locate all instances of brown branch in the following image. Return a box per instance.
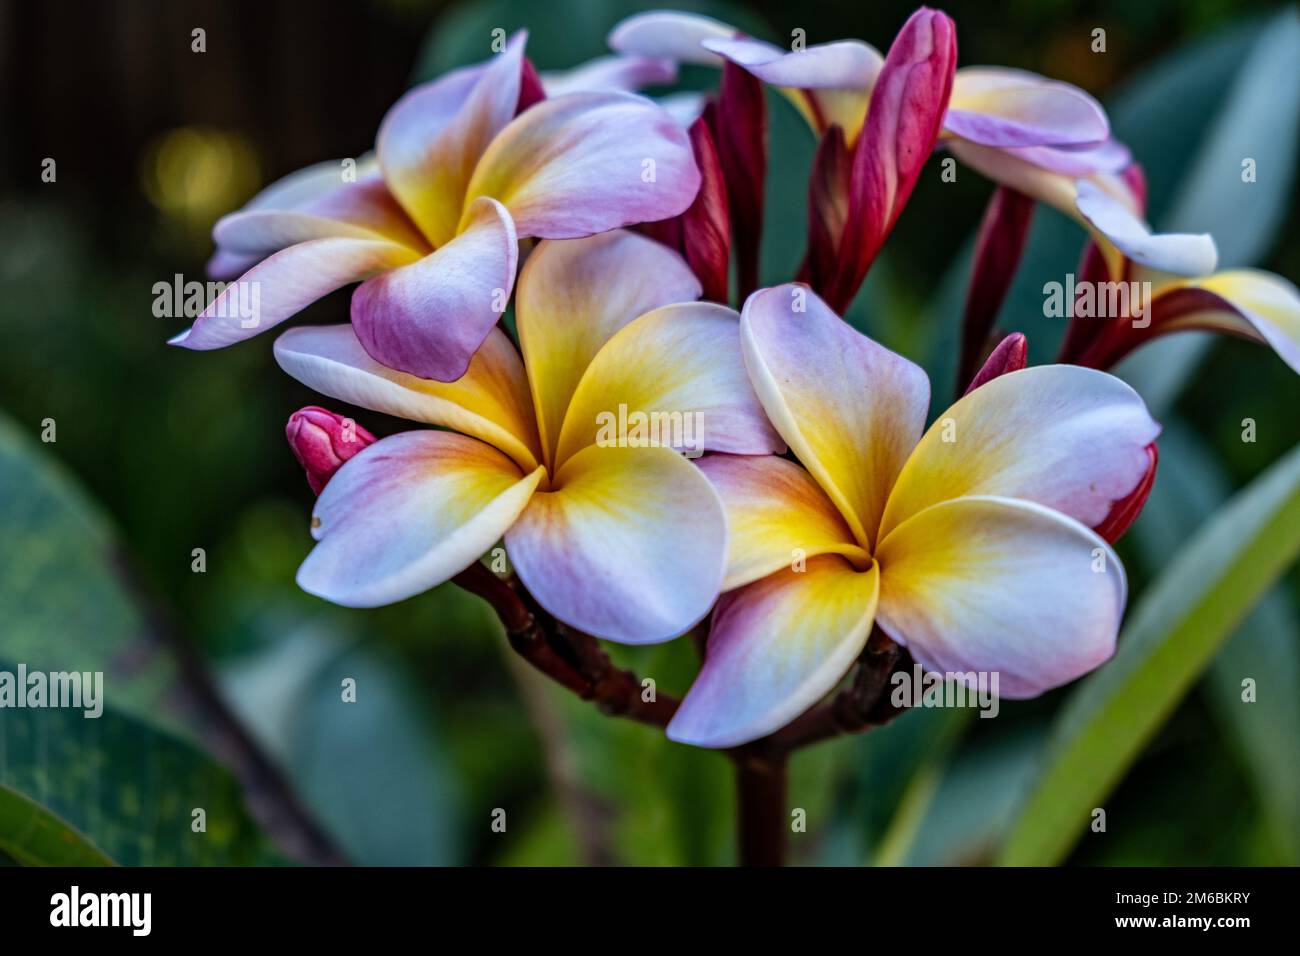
[452,562,679,728]
[455,568,914,868]
[758,627,911,755]
[734,753,787,866]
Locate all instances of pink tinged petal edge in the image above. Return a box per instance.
[945,67,1109,148]
[541,54,678,97]
[607,11,735,66]
[826,7,956,314]
[1006,138,1132,176]
[298,430,544,608]
[1093,442,1158,544]
[169,237,420,350]
[212,173,428,258]
[667,557,880,748]
[273,322,541,473]
[701,36,883,90]
[351,197,519,383]
[286,405,377,495]
[465,91,701,239]
[505,444,727,645]
[875,495,1126,699]
[741,283,931,551]
[1075,179,1217,277]
[879,364,1162,538]
[377,32,526,247]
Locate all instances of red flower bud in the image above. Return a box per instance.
[963,332,1028,395]
[822,7,956,313]
[285,406,376,495]
[958,187,1034,389]
[708,57,767,301]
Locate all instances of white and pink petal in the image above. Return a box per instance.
[298,430,543,608]
[875,495,1125,698]
[505,444,726,645]
[668,556,879,748]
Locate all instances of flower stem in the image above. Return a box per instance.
[735,753,788,866]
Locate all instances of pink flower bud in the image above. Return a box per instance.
[822,7,957,313]
[963,332,1028,395]
[285,406,376,495]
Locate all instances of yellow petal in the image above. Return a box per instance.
[741,284,930,550]
[515,231,700,469]
[698,454,869,590]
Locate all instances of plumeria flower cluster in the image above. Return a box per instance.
[174,8,1298,754]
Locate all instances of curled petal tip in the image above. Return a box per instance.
[1093,442,1159,543]
[286,405,377,495]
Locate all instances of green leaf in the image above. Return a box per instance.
[0,414,186,735]
[1117,7,1300,412]
[0,691,284,866]
[219,624,464,866]
[882,726,1046,867]
[0,785,115,867]
[1129,421,1300,862]
[999,441,1300,865]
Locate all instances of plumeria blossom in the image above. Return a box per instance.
[171,33,701,382]
[271,230,782,643]
[668,284,1160,748]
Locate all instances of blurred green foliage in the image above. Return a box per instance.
[0,0,1296,865]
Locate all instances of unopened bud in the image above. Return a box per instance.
[285,406,376,495]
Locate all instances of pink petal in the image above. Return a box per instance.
[465,91,700,240]
[351,197,518,383]
[876,495,1125,698]
[946,67,1109,148]
[377,32,526,247]
[285,406,377,496]
[742,284,931,550]
[963,331,1029,395]
[708,63,767,299]
[607,11,735,65]
[169,237,419,350]
[541,54,677,97]
[505,444,726,644]
[701,36,883,90]
[879,365,1161,538]
[1075,180,1217,276]
[299,430,543,608]
[668,556,879,748]
[212,172,427,257]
